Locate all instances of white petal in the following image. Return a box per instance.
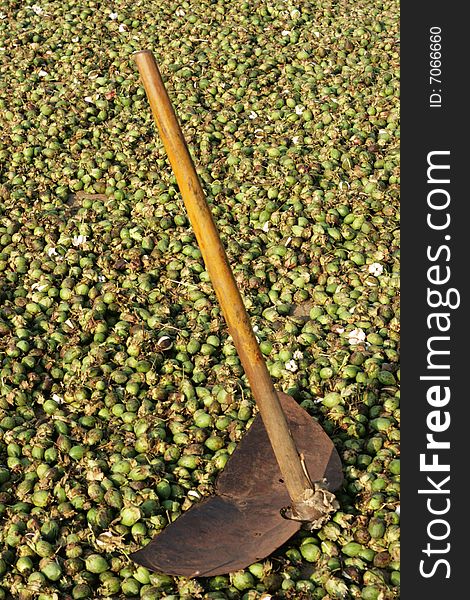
[285,360,298,372]
[109,12,118,20]
[348,328,366,345]
[118,24,127,32]
[38,69,48,77]
[368,262,383,276]
[72,235,87,246]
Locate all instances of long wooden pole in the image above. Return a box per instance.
[133,50,314,516]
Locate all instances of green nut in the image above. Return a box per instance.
[85,554,109,574]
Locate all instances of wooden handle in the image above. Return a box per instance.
[133,50,313,511]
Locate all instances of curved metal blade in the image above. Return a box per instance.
[131,392,343,576]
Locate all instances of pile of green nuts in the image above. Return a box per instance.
[0,0,399,598]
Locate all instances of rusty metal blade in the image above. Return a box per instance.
[131,494,301,577]
[130,393,343,577]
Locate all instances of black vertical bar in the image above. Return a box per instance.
[402,4,466,598]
